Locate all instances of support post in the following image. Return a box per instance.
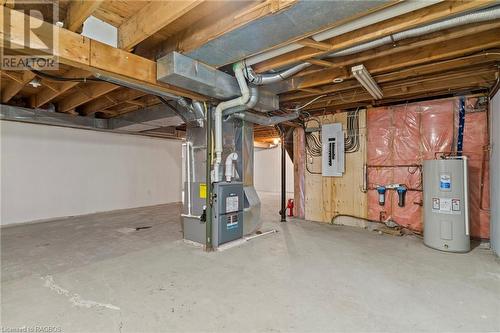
[205,105,213,251]
[280,126,287,222]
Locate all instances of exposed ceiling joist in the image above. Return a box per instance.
[0,6,205,101]
[301,68,496,112]
[253,0,497,73]
[118,0,206,51]
[65,0,104,32]
[30,69,92,108]
[292,28,500,90]
[282,53,500,103]
[79,88,147,116]
[135,0,297,59]
[57,82,119,113]
[1,71,35,103]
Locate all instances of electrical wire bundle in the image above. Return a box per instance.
[344,108,360,153]
[305,131,322,157]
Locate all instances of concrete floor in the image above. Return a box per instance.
[1,193,499,332]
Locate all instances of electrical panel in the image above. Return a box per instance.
[321,123,344,177]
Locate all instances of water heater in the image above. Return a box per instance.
[423,158,470,252]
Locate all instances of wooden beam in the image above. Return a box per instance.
[118,0,205,51]
[78,88,147,115]
[1,71,35,103]
[254,1,497,73]
[57,82,119,113]
[0,6,205,100]
[65,0,104,32]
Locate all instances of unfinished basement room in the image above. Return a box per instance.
[1,0,500,332]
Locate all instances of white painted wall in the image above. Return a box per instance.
[1,121,182,225]
[254,146,294,195]
[490,91,500,255]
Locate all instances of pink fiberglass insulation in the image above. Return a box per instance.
[463,111,490,239]
[366,98,490,239]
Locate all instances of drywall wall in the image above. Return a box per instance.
[1,121,182,225]
[254,146,294,195]
[491,91,500,255]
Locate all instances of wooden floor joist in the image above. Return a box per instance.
[1,71,35,103]
[30,69,92,108]
[299,68,496,112]
[0,6,206,101]
[57,82,119,113]
[78,88,147,116]
[253,1,497,73]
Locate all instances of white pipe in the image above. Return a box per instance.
[244,229,278,241]
[223,86,259,117]
[225,152,238,182]
[244,1,440,66]
[186,142,191,215]
[181,142,201,219]
[214,62,250,182]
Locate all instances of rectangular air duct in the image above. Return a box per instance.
[157,52,279,112]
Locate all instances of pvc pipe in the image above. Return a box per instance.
[225,152,238,182]
[186,142,191,215]
[181,142,202,219]
[223,86,259,117]
[244,229,278,241]
[213,62,250,182]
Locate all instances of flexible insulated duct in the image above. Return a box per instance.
[327,6,500,58]
[244,6,500,84]
[244,62,312,85]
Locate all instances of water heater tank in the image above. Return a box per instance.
[423,158,470,252]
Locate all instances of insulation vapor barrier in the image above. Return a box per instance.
[366,97,490,239]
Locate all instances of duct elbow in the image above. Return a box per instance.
[243,63,312,85]
[225,152,238,182]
